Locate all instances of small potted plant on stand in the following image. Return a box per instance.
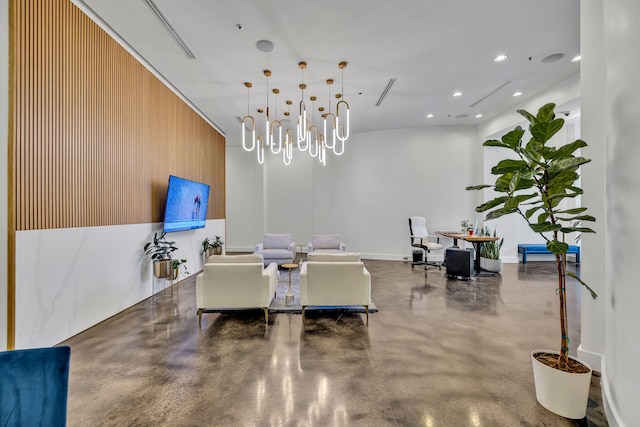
[143,232,178,279]
[170,259,189,281]
[466,103,597,419]
[201,235,224,261]
[479,226,503,272]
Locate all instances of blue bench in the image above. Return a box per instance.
[518,244,580,264]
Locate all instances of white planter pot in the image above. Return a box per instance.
[531,349,592,419]
[480,257,502,272]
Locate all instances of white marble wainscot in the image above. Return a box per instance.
[15,219,225,349]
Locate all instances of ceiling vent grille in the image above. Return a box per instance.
[143,0,196,59]
[469,80,511,108]
[375,78,396,107]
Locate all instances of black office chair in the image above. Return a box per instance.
[409,216,443,270]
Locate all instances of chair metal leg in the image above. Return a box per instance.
[197,309,203,328]
[365,305,369,326]
[302,306,306,325]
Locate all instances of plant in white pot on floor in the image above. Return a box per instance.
[466,103,597,419]
[479,226,503,272]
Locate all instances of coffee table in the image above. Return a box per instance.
[281,263,298,306]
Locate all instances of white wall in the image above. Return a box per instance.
[226,126,482,260]
[598,1,640,425]
[579,0,607,374]
[0,0,8,350]
[14,219,224,348]
[226,146,264,251]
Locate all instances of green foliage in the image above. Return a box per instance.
[466,103,598,365]
[201,235,224,254]
[479,226,503,260]
[465,103,596,259]
[172,258,189,275]
[143,232,177,261]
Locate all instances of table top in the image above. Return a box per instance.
[281,263,299,269]
[437,231,499,242]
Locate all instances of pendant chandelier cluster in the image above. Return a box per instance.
[241,61,350,166]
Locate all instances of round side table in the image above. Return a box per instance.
[281,263,298,306]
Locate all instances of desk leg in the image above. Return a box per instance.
[474,242,482,275]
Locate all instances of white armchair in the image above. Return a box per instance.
[254,233,295,266]
[307,234,346,254]
[196,254,278,327]
[300,252,371,325]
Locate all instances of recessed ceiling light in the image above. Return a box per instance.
[571,55,581,62]
[513,91,523,97]
[452,91,462,97]
[475,114,483,118]
[494,54,508,62]
[426,114,434,118]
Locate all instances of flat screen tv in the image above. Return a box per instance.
[162,175,210,233]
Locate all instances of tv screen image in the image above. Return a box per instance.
[163,175,210,233]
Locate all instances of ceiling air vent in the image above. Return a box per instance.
[143,0,196,59]
[469,80,512,108]
[375,78,396,107]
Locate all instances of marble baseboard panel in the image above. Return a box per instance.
[15,220,225,348]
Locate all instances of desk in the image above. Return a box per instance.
[437,231,499,276]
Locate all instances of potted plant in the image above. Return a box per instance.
[201,235,224,259]
[143,231,178,279]
[460,219,474,234]
[170,258,189,281]
[466,103,597,419]
[478,226,503,272]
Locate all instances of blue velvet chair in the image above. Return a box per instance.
[0,346,71,426]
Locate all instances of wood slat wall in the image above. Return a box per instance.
[11,0,225,231]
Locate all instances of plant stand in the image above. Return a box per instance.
[282,263,298,306]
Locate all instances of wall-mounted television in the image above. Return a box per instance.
[163,175,210,233]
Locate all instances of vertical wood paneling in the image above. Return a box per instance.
[11,0,225,231]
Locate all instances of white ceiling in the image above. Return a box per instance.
[76,0,580,144]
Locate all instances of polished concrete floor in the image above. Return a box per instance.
[62,259,608,426]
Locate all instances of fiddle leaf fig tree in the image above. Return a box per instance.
[466,103,597,371]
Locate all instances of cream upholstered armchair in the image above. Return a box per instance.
[306,234,346,254]
[300,252,371,325]
[196,254,278,327]
[254,233,295,266]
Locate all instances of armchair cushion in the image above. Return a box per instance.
[207,254,264,264]
[307,252,361,262]
[263,233,293,249]
[254,234,295,265]
[312,234,341,249]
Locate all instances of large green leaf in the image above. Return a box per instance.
[548,157,591,176]
[537,212,550,223]
[504,193,537,210]
[501,127,525,149]
[485,207,519,219]
[517,109,538,125]
[547,239,569,254]
[536,103,557,122]
[530,222,561,233]
[476,196,509,212]
[554,207,588,215]
[492,159,529,174]
[531,119,565,144]
[547,139,588,159]
[567,271,598,299]
[465,184,492,191]
[556,215,596,222]
[560,226,596,234]
[525,205,543,219]
[483,139,511,149]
